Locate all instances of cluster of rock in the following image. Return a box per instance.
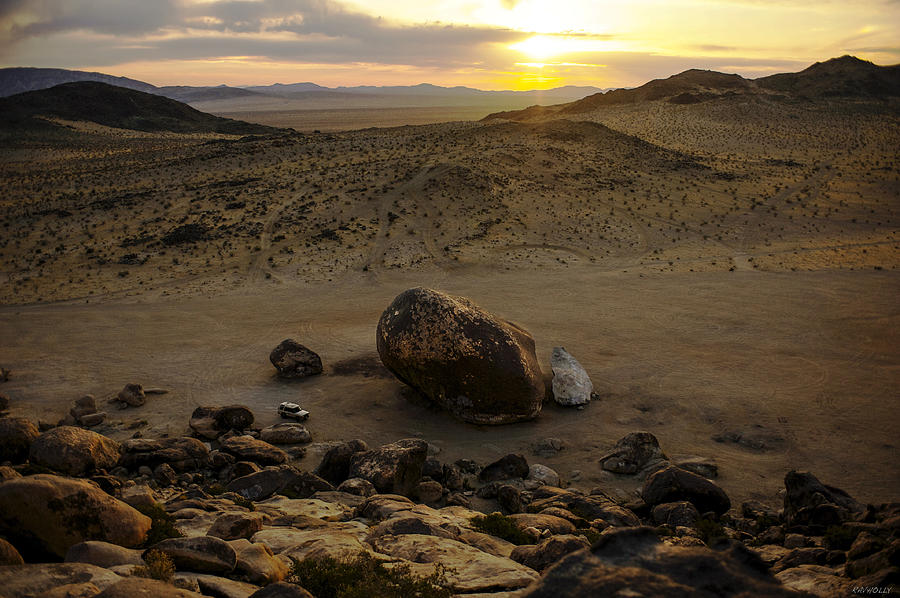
[2,400,897,598]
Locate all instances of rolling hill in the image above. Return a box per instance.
[0,82,280,135]
[483,56,900,122]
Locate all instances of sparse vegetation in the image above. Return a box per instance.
[136,503,183,546]
[134,549,175,583]
[290,552,453,598]
[470,513,533,545]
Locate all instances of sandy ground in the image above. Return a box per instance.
[1,264,898,507]
[1,95,898,508]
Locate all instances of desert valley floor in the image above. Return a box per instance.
[1,94,898,508]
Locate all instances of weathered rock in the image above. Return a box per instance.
[775,564,852,596]
[642,465,731,516]
[528,464,560,488]
[270,339,323,379]
[314,439,369,484]
[783,471,864,528]
[34,581,102,598]
[259,423,311,445]
[0,417,39,463]
[480,454,529,482]
[254,496,347,523]
[29,426,122,476]
[117,384,145,407]
[652,501,701,527]
[120,484,157,508]
[511,534,591,572]
[416,480,444,505]
[348,438,427,496]
[373,533,539,592]
[772,547,828,573]
[355,494,415,521]
[0,536,24,565]
[207,512,265,541]
[79,412,107,427]
[376,288,545,424]
[263,526,369,562]
[221,436,288,466]
[337,477,376,497]
[0,474,151,559]
[366,515,457,541]
[249,582,315,598]
[510,513,576,535]
[517,527,801,597]
[550,347,593,406]
[148,536,237,574]
[600,432,667,474]
[228,466,299,501]
[845,539,900,579]
[119,437,210,472]
[65,541,144,568]
[498,484,524,514]
[174,573,259,598]
[96,577,205,597]
[528,487,641,527]
[229,539,289,585]
[189,406,254,441]
[0,563,123,598]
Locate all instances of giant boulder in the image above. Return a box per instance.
[376,288,545,424]
[29,426,121,476]
[0,474,151,559]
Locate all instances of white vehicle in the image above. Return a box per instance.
[277,402,309,421]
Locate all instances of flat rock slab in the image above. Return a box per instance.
[96,577,206,597]
[0,563,122,598]
[372,533,539,593]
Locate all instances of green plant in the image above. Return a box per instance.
[290,552,452,598]
[233,495,255,511]
[136,503,184,546]
[695,519,727,546]
[470,513,533,546]
[134,549,175,583]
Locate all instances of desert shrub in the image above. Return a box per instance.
[290,552,452,598]
[134,549,175,583]
[695,518,727,545]
[470,513,533,545]
[233,494,255,511]
[136,503,183,546]
[824,525,860,550]
[206,482,226,495]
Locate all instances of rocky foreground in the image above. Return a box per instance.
[0,397,898,598]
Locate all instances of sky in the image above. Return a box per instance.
[0,0,898,90]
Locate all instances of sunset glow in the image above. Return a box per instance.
[0,0,897,89]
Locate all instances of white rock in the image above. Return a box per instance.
[550,347,592,406]
[528,464,560,487]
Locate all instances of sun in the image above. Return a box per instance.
[509,34,623,61]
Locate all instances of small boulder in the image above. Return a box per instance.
[117,384,145,407]
[270,339,323,378]
[600,432,667,474]
[641,465,731,516]
[207,512,265,541]
[511,534,591,572]
[230,539,289,585]
[348,438,427,496]
[147,536,237,574]
[220,436,288,466]
[119,437,210,472]
[783,470,864,528]
[376,287,545,424]
[65,541,144,568]
[314,439,368,484]
[29,426,121,476]
[0,474,151,560]
[0,537,24,565]
[189,405,254,440]
[249,582,314,598]
[0,417,39,463]
[651,501,701,527]
[259,423,311,445]
[528,464,560,488]
[337,477,376,497]
[550,347,593,406]
[480,454,529,482]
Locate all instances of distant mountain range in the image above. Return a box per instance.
[483,56,900,121]
[0,82,278,135]
[0,67,605,105]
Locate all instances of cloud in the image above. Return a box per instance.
[5,0,178,38]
